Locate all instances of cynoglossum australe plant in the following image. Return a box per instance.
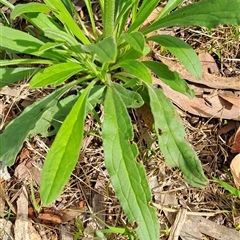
[1,0,240,238]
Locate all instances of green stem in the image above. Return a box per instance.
[103,0,115,37]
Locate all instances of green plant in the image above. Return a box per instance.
[1,0,240,238]
[213,177,240,198]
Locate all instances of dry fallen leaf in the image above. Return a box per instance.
[230,154,240,189]
[198,52,220,74]
[229,127,240,153]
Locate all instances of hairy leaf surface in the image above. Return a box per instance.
[40,81,95,205]
[143,61,194,98]
[0,67,39,87]
[30,62,83,88]
[148,35,202,78]
[11,2,50,19]
[82,36,117,63]
[143,0,240,34]
[147,85,208,187]
[115,60,152,83]
[102,83,159,240]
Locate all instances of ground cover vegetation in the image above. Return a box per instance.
[0,0,240,239]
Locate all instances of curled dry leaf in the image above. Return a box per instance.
[229,126,240,153]
[230,154,240,189]
[198,52,220,75]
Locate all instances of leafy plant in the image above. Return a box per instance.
[1,0,240,238]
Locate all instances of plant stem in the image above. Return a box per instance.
[103,0,115,37]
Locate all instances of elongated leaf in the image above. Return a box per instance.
[43,0,90,44]
[40,81,95,205]
[143,0,240,34]
[143,61,194,98]
[28,85,106,137]
[0,26,66,61]
[148,35,202,78]
[102,83,159,240]
[121,32,145,53]
[157,0,184,19]
[112,82,144,108]
[147,85,208,187]
[26,12,64,32]
[30,62,83,88]
[128,0,159,32]
[11,3,50,19]
[0,67,39,87]
[0,84,71,166]
[82,36,117,63]
[114,60,152,83]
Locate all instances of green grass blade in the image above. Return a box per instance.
[143,0,240,34]
[0,67,39,87]
[0,84,71,166]
[11,2,50,19]
[147,85,208,187]
[148,35,202,78]
[213,178,240,198]
[143,61,194,98]
[30,62,84,88]
[128,0,159,32]
[157,0,184,19]
[40,81,95,205]
[102,83,159,240]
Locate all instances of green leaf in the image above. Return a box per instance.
[0,67,39,87]
[147,85,208,187]
[28,85,106,137]
[40,81,95,205]
[128,0,159,32]
[114,60,152,84]
[43,0,90,44]
[121,32,145,53]
[0,26,66,61]
[143,61,194,98]
[157,0,184,19]
[82,36,117,63]
[11,3,50,19]
[30,62,83,88]
[102,83,159,240]
[143,0,240,34]
[0,84,71,166]
[148,35,202,78]
[213,178,240,198]
[112,83,144,108]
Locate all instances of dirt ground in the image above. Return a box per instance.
[0,1,240,239]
